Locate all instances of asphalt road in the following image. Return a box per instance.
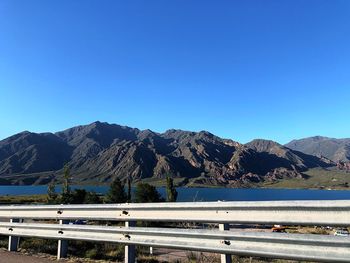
[0,250,55,263]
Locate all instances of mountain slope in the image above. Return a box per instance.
[285,136,350,162]
[0,132,71,174]
[247,139,333,169]
[244,139,333,181]
[0,122,336,186]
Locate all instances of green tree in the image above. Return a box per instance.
[127,177,132,202]
[69,189,102,204]
[71,189,87,204]
[47,181,57,204]
[166,176,178,202]
[105,178,127,203]
[84,191,102,204]
[60,164,73,204]
[135,183,164,203]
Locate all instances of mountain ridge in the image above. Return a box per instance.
[285,136,350,162]
[0,122,335,186]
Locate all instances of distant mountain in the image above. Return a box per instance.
[247,139,333,168]
[285,136,350,162]
[0,122,334,186]
[244,139,333,181]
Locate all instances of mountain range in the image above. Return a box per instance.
[0,121,346,186]
[286,136,350,162]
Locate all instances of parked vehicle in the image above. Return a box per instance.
[334,229,349,236]
[69,220,87,225]
[272,225,287,233]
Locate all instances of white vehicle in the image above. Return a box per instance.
[334,229,349,237]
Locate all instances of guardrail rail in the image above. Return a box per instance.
[0,200,349,263]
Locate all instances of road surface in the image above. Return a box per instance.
[0,250,55,263]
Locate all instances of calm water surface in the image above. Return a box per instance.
[0,185,350,201]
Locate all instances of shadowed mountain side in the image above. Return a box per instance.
[0,132,72,175]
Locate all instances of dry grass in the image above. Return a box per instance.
[263,168,350,190]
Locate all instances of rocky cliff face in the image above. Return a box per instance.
[0,122,333,185]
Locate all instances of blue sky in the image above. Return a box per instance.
[0,0,349,144]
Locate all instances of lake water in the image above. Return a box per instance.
[1,185,350,201]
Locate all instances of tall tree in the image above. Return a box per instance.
[47,181,57,204]
[60,164,72,204]
[166,176,178,202]
[105,178,127,203]
[135,183,163,203]
[127,177,132,203]
[62,164,71,195]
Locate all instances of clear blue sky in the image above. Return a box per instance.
[0,0,349,144]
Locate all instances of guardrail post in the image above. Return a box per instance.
[219,223,232,263]
[57,220,68,260]
[125,221,136,263]
[8,218,22,252]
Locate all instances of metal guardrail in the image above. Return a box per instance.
[0,200,349,225]
[0,222,349,262]
[0,200,349,263]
